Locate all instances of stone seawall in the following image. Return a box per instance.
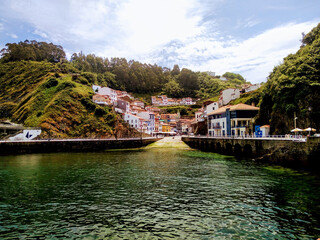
[0,138,161,155]
[182,137,320,172]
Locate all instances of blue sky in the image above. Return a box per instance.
[0,0,319,83]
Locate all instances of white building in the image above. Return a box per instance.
[260,125,270,136]
[137,111,155,134]
[206,71,216,77]
[92,85,101,93]
[9,129,42,141]
[132,100,145,108]
[218,88,241,106]
[98,87,118,103]
[244,83,261,93]
[203,102,219,118]
[207,103,259,137]
[123,113,145,131]
[195,110,204,122]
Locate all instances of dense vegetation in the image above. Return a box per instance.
[230,23,320,134]
[0,40,66,63]
[158,104,201,117]
[0,61,137,138]
[70,54,248,98]
[255,23,320,134]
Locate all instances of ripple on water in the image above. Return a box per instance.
[0,149,320,239]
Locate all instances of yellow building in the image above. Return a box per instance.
[161,124,171,133]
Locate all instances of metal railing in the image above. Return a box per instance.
[0,136,162,143]
[183,134,307,142]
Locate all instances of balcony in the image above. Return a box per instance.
[233,125,249,128]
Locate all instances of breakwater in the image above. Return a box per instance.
[182,136,320,171]
[0,138,161,155]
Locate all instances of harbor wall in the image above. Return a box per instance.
[182,137,320,171]
[0,138,160,155]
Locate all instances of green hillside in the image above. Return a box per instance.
[256,23,320,134]
[231,23,320,134]
[0,61,136,138]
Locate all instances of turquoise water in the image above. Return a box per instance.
[0,147,320,239]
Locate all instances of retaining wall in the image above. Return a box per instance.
[182,137,320,171]
[0,138,160,155]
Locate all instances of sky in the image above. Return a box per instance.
[0,0,319,83]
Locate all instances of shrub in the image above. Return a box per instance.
[55,81,76,92]
[94,106,106,116]
[81,72,97,84]
[43,77,59,88]
[81,97,96,111]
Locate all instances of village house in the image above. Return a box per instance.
[204,101,219,118]
[117,97,131,113]
[195,109,204,122]
[207,103,259,137]
[161,124,172,133]
[97,87,118,104]
[123,113,147,132]
[218,88,241,106]
[92,85,101,93]
[92,94,112,106]
[132,100,145,108]
[177,119,192,134]
[181,119,192,134]
[137,111,155,134]
[260,125,270,136]
[151,95,195,106]
[130,105,144,115]
[160,114,179,123]
[145,106,160,113]
[241,83,261,93]
[116,90,134,99]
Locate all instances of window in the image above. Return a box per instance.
[222,122,224,128]
[131,120,133,123]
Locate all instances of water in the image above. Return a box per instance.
[0,139,320,239]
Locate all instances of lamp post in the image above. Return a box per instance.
[140,122,142,141]
[308,107,312,128]
[294,112,298,136]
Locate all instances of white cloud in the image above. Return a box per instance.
[147,21,318,83]
[116,0,203,54]
[4,0,122,46]
[0,1,318,83]
[236,17,259,29]
[9,33,18,39]
[33,29,48,39]
[2,0,206,58]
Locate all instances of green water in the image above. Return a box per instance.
[0,145,320,239]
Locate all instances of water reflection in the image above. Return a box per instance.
[0,148,319,239]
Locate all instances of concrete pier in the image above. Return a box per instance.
[0,138,161,155]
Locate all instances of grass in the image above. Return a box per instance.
[0,61,120,138]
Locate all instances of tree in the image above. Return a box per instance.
[176,68,199,96]
[162,78,182,97]
[0,40,66,63]
[257,22,320,134]
[171,64,180,75]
